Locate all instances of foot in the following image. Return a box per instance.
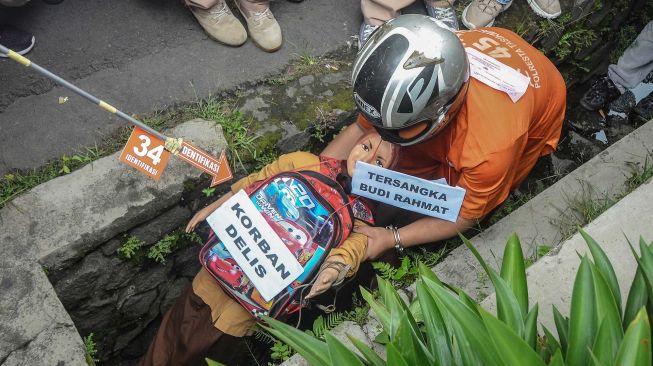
[633,92,653,121]
[526,0,561,18]
[580,76,620,111]
[609,90,636,114]
[0,24,35,57]
[462,0,511,29]
[236,1,282,52]
[424,0,459,31]
[358,22,378,49]
[188,1,247,46]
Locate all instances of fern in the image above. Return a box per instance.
[305,313,345,340]
[147,232,180,264]
[117,235,144,259]
[254,329,276,344]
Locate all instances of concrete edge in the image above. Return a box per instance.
[0,119,228,364]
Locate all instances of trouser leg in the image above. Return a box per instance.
[139,286,226,366]
[0,0,30,6]
[239,0,269,12]
[360,0,416,25]
[608,21,653,91]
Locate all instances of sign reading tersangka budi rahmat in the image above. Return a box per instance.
[351,162,466,222]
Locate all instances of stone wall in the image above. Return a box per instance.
[0,119,228,365]
[47,205,198,363]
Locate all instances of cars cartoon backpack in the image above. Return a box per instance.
[199,157,374,319]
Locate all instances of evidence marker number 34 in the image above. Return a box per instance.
[119,127,232,186]
[119,127,171,181]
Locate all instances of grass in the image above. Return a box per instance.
[0,115,170,209]
[555,155,653,239]
[184,98,266,172]
[266,50,347,86]
[83,333,99,366]
[0,146,105,209]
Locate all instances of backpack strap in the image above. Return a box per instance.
[350,198,374,225]
[318,155,346,180]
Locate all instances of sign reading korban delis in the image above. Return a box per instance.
[351,162,466,222]
[206,190,304,301]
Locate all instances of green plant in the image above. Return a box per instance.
[202,187,216,197]
[264,231,653,365]
[60,154,72,174]
[524,244,553,268]
[205,358,226,366]
[373,247,447,288]
[610,26,637,63]
[0,143,111,209]
[626,156,653,191]
[305,313,345,340]
[117,235,145,259]
[83,333,99,366]
[72,145,104,164]
[184,231,204,246]
[553,28,596,59]
[185,98,261,171]
[297,49,318,67]
[253,150,279,171]
[342,301,371,327]
[147,232,181,264]
[372,256,417,287]
[269,340,293,362]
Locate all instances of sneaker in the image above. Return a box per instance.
[526,0,561,18]
[633,92,653,121]
[0,24,35,57]
[461,0,511,29]
[359,23,378,48]
[235,1,282,52]
[424,0,459,31]
[188,1,247,46]
[580,76,620,111]
[609,90,636,114]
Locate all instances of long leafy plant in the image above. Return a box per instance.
[262,231,652,365]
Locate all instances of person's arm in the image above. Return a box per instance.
[185,191,235,232]
[354,215,477,260]
[321,123,367,160]
[305,220,368,298]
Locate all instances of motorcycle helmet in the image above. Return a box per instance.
[352,15,469,146]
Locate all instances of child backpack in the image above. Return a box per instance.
[199,157,373,319]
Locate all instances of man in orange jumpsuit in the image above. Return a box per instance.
[325,15,566,259]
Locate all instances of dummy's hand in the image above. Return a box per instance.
[305,267,339,299]
[353,226,396,261]
[185,205,216,233]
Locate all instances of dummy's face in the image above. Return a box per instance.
[347,133,395,176]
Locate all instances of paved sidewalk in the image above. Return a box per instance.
[0,0,361,176]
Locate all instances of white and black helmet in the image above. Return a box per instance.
[352,14,469,146]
